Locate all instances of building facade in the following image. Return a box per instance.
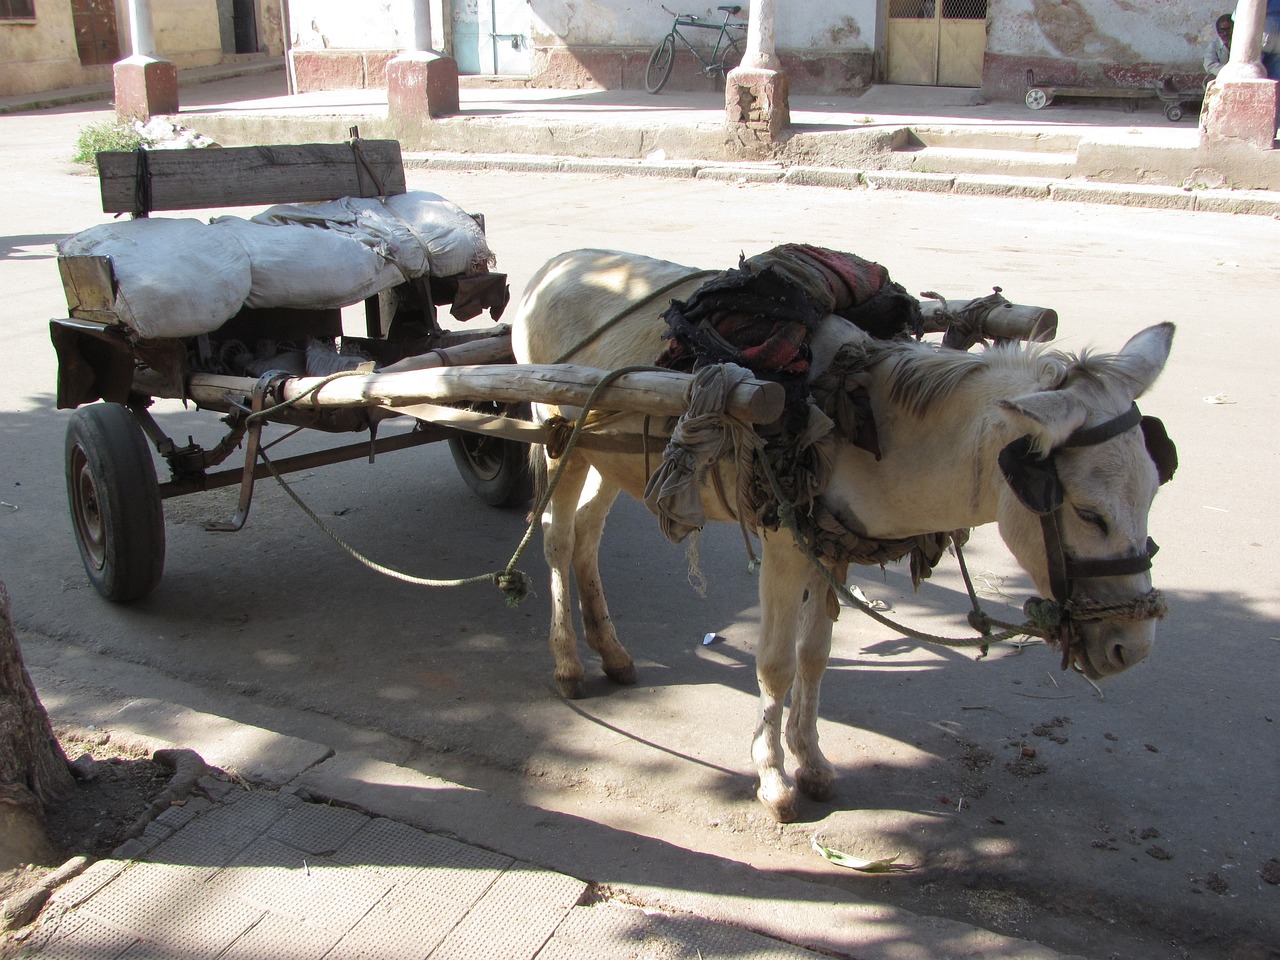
[0,0,282,97]
[286,0,1224,100]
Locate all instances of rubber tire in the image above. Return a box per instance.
[65,403,165,602]
[448,402,535,509]
[1025,88,1049,109]
[1165,103,1183,122]
[645,34,676,94]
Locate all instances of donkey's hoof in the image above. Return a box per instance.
[757,784,799,823]
[555,675,587,700]
[604,662,637,685]
[796,768,836,802]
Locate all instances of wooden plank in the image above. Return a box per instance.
[58,255,116,314]
[98,140,407,214]
[1042,84,1155,100]
[185,363,786,425]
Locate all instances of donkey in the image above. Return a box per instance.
[510,248,1175,822]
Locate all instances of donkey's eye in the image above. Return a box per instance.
[1074,506,1109,535]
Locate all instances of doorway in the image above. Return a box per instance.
[70,0,120,66]
[451,0,531,75]
[885,0,986,87]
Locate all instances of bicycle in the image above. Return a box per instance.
[644,4,747,94]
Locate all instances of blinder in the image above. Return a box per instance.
[998,402,1178,606]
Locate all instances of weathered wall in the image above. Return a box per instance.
[152,0,224,67]
[530,0,878,93]
[0,0,281,97]
[287,0,446,89]
[0,4,94,95]
[279,0,1225,98]
[984,0,1221,99]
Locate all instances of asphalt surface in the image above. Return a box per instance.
[2,62,1279,960]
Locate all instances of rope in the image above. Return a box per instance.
[494,364,676,604]
[256,446,507,591]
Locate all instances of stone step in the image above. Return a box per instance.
[897,146,1078,179]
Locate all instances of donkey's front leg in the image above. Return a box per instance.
[752,529,822,822]
[786,559,845,803]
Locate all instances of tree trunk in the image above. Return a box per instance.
[0,580,75,867]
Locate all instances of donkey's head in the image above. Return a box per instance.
[994,323,1176,679]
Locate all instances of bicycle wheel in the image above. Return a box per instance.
[645,34,676,94]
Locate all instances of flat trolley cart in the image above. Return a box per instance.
[1024,68,1157,111]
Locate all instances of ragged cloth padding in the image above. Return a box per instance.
[655,244,922,393]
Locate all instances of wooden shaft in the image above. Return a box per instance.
[186,363,785,424]
[919,299,1058,342]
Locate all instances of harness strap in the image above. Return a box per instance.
[1062,403,1141,447]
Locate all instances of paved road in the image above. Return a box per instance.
[2,97,1278,959]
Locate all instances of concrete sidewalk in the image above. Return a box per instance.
[5,59,1280,210]
[12,656,1083,960]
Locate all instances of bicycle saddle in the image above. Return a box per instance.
[718,6,742,14]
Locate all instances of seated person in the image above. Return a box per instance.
[1205,13,1232,77]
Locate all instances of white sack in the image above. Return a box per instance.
[57,218,251,340]
[250,191,492,279]
[210,217,401,310]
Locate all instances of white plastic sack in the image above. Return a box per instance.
[210,216,402,310]
[57,218,251,340]
[250,191,492,279]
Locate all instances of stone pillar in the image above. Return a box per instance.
[725,0,789,149]
[114,0,178,121]
[1201,0,1278,148]
[387,0,460,124]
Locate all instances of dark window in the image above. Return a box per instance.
[0,0,36,18]
[0,0,37,19]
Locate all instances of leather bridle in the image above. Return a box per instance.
[998,402,1178,668]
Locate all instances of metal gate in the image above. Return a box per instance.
[885,0,986,87]
[451,0,531,76]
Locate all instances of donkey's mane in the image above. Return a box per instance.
[869,338,1118,418]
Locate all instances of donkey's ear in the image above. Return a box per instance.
[998,391,1087,454]
[1110,322,1175,398]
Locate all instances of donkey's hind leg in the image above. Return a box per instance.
[786,559,844,803]
[543,451,592,699]
[571,471,635,686]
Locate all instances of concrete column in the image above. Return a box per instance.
[1201,0,1278,149]
[725,0,790,151]
[114,0,178,122]
[388,0,460,127]
[739,0,780,71]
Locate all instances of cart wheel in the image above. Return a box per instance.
[65,403,165,601]
[1026,88,1050,110]
[448,402,535,508]
[1165,103,1183,122]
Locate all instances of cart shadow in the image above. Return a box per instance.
[1,233,65,259]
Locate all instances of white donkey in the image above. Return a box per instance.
[511,248,1175,822]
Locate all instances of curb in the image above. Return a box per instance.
[402,152,1280,217]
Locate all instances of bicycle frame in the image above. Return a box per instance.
[665,6,744,75]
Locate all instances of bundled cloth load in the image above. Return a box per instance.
[56,191,495,340]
